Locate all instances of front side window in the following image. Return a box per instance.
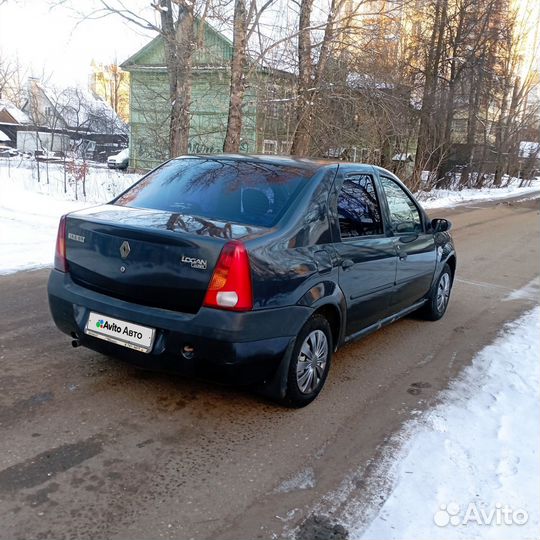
[380,176,422,233]
[337,174,383,238]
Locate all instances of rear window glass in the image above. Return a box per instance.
[114,158,313,227]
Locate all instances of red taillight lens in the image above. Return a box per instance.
[54,214,68,272]
[203,241,253,311]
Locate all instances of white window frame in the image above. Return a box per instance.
[280,140,291,154]
[262,139,278,155]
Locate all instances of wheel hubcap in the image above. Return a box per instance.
[296,330,328,394]
[436,272,451,312]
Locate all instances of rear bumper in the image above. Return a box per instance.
[47,270,312,385]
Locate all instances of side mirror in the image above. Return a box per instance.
[431,218,452,233]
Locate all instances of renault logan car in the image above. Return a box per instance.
[48,155,456,406]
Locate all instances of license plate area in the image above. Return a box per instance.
[84,312,155,353]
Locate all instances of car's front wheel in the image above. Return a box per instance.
[281,314,333,407]
[421,263,453,321]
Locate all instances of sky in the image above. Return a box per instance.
[0,0,299,89]
[0,0,154,86]
[1,0,538,91]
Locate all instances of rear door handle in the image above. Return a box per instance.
[399,253,408,261]
[341,258,354,270]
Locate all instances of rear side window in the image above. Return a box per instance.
[115,158,313,227]
[380,176,423,233]
[337,174,383,238]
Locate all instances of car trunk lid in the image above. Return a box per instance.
[65,205,268,313]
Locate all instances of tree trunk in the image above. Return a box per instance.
[291,0,314,156]
[223,0,248,153]
[412,0,447,188]
[161,0,194,157]
[493,77,511,186]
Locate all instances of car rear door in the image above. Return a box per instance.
[378,174,437,312]
[331,168,397,337]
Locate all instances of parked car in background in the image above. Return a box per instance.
[48,155,456,407]
[107,148,129,170]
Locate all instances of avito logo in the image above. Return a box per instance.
[95,318,143,340]
[434,502,528,527]
[96,320,122,333]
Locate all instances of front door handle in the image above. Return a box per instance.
[399,253,408,261]
[399,233,419,243]
[341,258,354,270]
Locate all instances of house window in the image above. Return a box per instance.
[263,139,278,155]
[280,141,291,154]
[268,102,279,119]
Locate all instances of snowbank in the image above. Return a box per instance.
[354,307,540,540]
[0,160,141,274]
[0,159,139,203]
[418,179,540,209]
[1,159,539,274]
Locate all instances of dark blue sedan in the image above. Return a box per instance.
[48,155,456,406]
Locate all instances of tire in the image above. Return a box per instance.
[421,263,453,321]
[280,314,333,408]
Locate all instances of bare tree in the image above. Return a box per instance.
[91,60,129,122]
[289,0,314,156]
[223,0,275,153]
[62,0,199,157]
[0,55,28,106]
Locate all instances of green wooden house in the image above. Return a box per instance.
[121,19,295,170]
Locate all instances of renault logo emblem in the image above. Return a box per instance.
[119,241,131,259]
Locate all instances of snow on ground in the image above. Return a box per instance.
[352,306,540,540]
[418,179,540,209]
[0,159,140,274]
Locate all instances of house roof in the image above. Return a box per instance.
[0,99,31,124]
[54,87,127,134]
[120,16,294,78]
[121,17,233,71]
[24,80,127,135]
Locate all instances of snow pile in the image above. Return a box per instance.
[355,307,540,540]
[1,158,539,275]
[0,160,141,274]
[418,179,540,209]
[0,160,139,203]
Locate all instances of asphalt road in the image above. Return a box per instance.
[0,195,539,540]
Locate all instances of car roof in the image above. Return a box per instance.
[173,154,343,171]
[170,155,406,182]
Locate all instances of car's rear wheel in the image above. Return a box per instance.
[421,263,453,321]
[281,314,333,407]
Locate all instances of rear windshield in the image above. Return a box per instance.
[114,158,313,227]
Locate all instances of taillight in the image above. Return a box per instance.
[54,214,68,272]
[203,241,253,311]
